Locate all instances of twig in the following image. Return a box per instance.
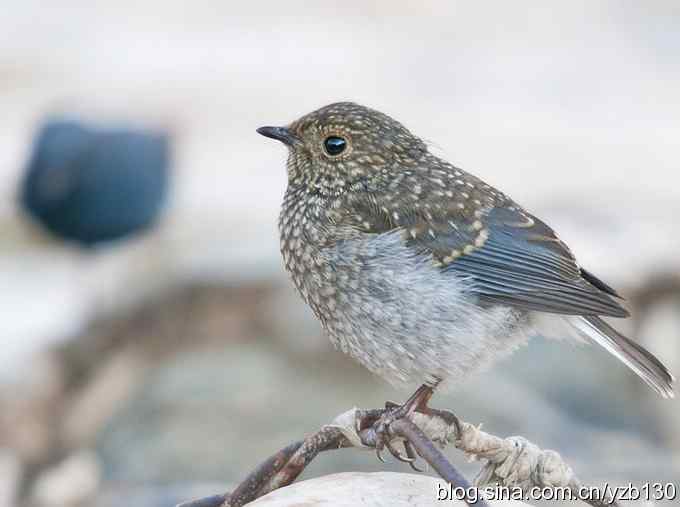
[229,427,354,505]
[178,405,620,507]
[390,418,480,497]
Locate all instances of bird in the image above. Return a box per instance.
[20,118,171,247]
[257,102,674,459]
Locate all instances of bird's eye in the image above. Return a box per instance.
[323,136,347,156]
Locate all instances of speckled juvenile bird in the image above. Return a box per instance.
[257,102,674,421]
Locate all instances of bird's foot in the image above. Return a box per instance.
[357,384,458,472]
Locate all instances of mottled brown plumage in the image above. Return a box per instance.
[258,102,674,398]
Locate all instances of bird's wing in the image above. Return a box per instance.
[350,193,629,318]
[431,205,629,317]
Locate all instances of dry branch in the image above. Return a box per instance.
[178,405,619,507]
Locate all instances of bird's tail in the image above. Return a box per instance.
[568,315,675,398]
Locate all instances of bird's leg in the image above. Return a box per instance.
[377,384,434,464]
[359,381,459,468]
[387,383,436,418]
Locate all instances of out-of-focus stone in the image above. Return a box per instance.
[266,283,330,355]
[61,346,148,449]
[0,352,65,464]
[248,472,529,506]
[0,450,22,507]
[636,295,680,455]
[96,483,228,507]
[31,450,100,507]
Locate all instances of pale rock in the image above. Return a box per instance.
[249,472,530,507]
[31,450,101,507]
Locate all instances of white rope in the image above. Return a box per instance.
[324,407,370,449]
[324,407,606,505]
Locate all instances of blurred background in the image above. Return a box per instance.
[1,1,679,506]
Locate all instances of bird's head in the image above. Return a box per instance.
[257,102,427,196]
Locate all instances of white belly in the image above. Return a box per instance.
[308,230,530,389]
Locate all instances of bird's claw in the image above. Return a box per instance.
[385,439,415,463]
[367,405,423,469]
[375,446,386,463]
[404,440,424,472]
[361,384,438,471]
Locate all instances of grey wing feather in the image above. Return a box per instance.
[439,205,673,397]
[432,206,629,317]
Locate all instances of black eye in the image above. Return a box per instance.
[323,136,347,156]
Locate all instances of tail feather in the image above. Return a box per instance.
[569,315,675,398]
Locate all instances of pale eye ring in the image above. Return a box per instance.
[323,136,347,156]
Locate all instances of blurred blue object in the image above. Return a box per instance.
[20,118,171,247]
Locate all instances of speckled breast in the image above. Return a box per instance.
[278,185,337,325]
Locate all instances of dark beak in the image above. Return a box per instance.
[256,126,300,146]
